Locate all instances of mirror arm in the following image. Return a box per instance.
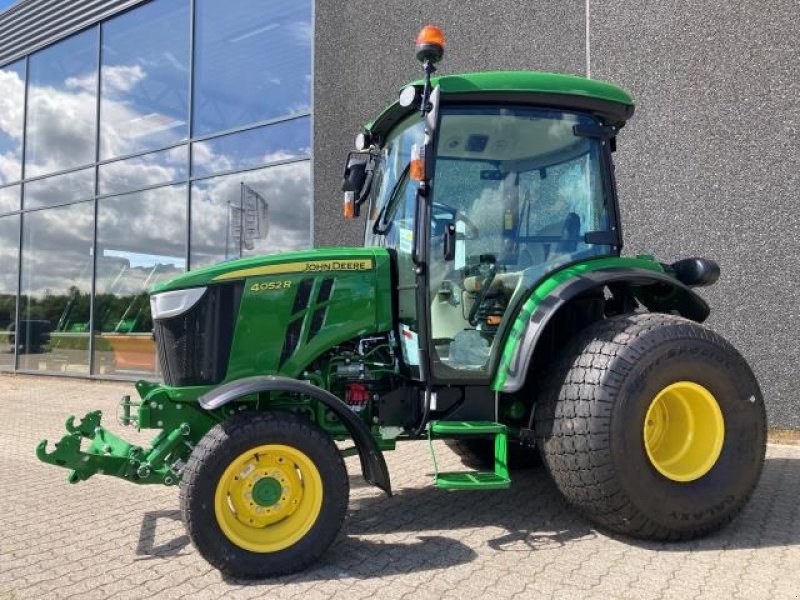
[420,59,437,117]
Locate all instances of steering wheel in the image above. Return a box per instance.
[467,263,497,326]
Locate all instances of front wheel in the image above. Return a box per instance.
[535,313,766,540]
[180,411,349,578]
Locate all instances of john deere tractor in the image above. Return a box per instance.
[37,26,766,578]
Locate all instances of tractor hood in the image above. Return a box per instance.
[149,246,394,385]
[150,247,390,293]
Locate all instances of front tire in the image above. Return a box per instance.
[180,411,349,578]
[534,313,766,540]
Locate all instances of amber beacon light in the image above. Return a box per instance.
[415,25,445,63]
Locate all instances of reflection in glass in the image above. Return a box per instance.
[192,116,310,178]
[0,215,19,369]
[19,202,94,373]
[25,29,98,177]
[24,168,94,210]
[0,60,25,184]
[100,0,190,159]
[0,185,20,215]
[99,146,187,196]
[94,185,186,375]
[193,0,311,135]
[190,162,311,268]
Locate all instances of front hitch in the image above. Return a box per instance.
[37,407,191,486]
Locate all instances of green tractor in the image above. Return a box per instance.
[37,26,766,578]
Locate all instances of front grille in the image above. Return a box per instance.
[154,283,243,386]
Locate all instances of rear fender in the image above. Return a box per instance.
[495,268,710,394]
[199,376,392,495]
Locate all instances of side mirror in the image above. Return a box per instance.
[341,152,369,192]
[342,151,373,219]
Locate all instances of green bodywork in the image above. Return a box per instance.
[155,247,394,381]
[366,70,635,137]
[492,256,664,391]
[36,69,703,492]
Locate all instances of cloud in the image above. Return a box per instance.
[0,67,25,183]
[0,57,312,297]
[101,64,147,93]
[98,147,186,195]
[191,140,235,175]
[24,82,97,177]
[287,20,312,46]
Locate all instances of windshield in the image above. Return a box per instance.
[363,114,425,247]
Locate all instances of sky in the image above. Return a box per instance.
[0,1,15,14]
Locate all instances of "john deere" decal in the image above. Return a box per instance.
[213,259,374,281]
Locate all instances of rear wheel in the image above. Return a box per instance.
[180,411,348,578]
[534,313,766,540]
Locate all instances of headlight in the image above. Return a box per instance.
[150,287,207,320]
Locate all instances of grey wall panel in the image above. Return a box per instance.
[0,0,148,67]
[313,0,586,250]
[591,0,800,428]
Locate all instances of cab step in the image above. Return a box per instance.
[427,420,511,491]
[435,471,511,490]
[430,421,505,436]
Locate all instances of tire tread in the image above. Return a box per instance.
[534,312,766,541]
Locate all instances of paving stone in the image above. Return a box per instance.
[1,374,799,599]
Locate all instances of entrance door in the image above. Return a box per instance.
[427,105,615,381]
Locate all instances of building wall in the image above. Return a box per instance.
[314,0,800,428]
[591,0,800,429]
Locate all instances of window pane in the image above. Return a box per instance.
[192,117,310,178]
[190,161,311,268]
[100,0,190,159]
[24,168,94,210]
[25,29,98,177]
[0,214,19,370]
[0,60,25,184]
[93,184,186,376]
[19,201,94,373]
[99,145,187,195]
[0,185,20,214]
[193,0,311,136]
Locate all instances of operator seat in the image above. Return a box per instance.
[554,212,581,253]
[517,211,582,267]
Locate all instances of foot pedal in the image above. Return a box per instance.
[428,420,511,490]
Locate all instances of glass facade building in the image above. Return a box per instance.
[0,0,313,377]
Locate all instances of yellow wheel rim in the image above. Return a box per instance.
[643,381,725,482]
[214,444,323,553]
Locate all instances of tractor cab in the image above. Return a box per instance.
[342,28,631,390]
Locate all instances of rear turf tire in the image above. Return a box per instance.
[534,313,766,540]
[180,411,349,578]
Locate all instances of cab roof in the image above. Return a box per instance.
[366,71,635,140]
